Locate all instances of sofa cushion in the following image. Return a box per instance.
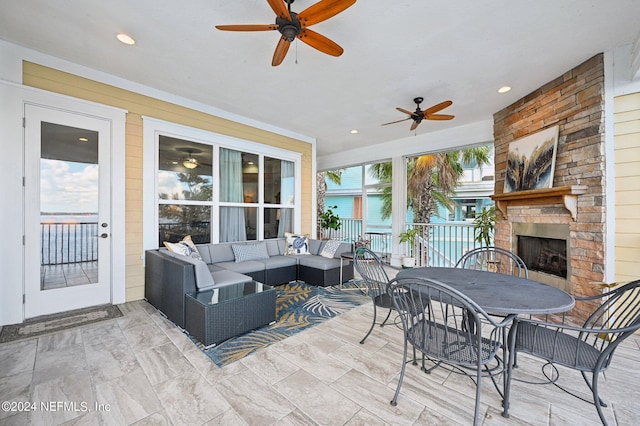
[320,240,342,258]
[264,239,281,256]
[163,250,215,291]
[210,243,236,263]
[258,255,298,268]
[308,239,322,255]
[284,233,310,255]
[297,255,342,271]
[164,235,202,261]
[215,260,266,274]
[196,244,215,264]
[232,242,270,262]
[211,270,253,287]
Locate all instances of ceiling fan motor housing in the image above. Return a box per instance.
[276,13,301,41]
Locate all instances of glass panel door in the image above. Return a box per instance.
[24,105,112,318]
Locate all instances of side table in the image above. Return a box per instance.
[185,281,276,347]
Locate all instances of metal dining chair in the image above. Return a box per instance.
[352,247,394,344]
[388,276,515,425]
[505,279,640,425]
[455,246,528,278]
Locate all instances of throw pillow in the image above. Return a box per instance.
[285,233,309,255]
[163,235,203,260]
[232,243,270,263]
[320,239,342,258]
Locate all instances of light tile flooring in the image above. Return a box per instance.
[1,295,639,425]
[41,262,98,290]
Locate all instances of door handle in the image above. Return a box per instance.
[96,233,109,239]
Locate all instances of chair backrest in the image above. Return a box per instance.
[581,279,640,366]
[388,276,505,367]
[353,247,390,298]
[455,246,528,278]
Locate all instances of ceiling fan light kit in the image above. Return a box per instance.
[216,0,356,66]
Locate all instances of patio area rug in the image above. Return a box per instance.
[194,281,370,367]
[0,304,123,343]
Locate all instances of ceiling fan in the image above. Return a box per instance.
[382,97,455,131]
[215,0,356,66]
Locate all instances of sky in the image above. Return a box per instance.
[40,159,98,213]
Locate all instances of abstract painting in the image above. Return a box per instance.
[503,126,559,193]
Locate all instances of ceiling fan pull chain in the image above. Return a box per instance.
[295,38,298,64]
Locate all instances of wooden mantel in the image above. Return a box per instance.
[491,185,588,221]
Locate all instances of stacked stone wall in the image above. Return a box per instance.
[493,54,606,303]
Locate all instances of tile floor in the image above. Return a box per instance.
[41,262,98,290]
[1,291,639,425]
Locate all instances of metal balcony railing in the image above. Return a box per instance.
[319,218,485,267]
[40,222,99,265]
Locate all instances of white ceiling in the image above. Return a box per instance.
[1,0,639,158]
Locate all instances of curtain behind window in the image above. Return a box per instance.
[278,160,294,237]
[220,148,247,242]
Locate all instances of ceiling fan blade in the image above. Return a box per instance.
[396,107,415,116]
[410,120,420,131]
[298,0,357,27]
[297,29,343,56]
[272,37,291,66]
[426,114,455,120]
[423,100,453,115]
[266,0,291,20]
[215,24,278,31]
[381,118,412,126]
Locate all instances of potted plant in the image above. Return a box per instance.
[473,206,496,246]
[319,205,341,239]
[398,227,421,268]
[353,235,370,251]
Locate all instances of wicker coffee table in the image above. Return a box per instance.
[185,281,276,347]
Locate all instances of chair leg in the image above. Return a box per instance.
[379,308,392,327]
[391,335,409,406]
[472,363,482,426]
[589,371,609,426]
[360,303,377,344]
[581,371,607,408]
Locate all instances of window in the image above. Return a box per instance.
[157,136,213,245]
[264,156,294,239]
[146,119,301,248]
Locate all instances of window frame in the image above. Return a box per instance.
[143,117,301,250]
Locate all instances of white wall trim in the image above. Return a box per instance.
[603,51,616,283]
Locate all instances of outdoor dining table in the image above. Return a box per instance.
[395,267,575,315]
[394,266,576,418]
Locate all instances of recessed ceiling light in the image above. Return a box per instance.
[350,129,358,134]
[498,86,512,94]
[116,33,136,45]
[78,137,89,142]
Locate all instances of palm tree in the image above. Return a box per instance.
[316,169,343,218]
[369,146,491,223]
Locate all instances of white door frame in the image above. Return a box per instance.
[1,82,126,322]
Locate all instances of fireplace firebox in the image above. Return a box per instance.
[511,222,571,292]
[517,236,567,278]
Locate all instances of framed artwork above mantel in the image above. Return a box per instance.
[503,125,559,193]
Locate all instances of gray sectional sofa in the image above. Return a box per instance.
[144,238,353,328]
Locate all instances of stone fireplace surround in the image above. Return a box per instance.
[492,54,606,322]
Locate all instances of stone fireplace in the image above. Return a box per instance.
[492,54,607,313]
